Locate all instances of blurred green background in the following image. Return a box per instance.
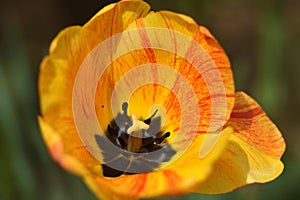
[0,0,299,199]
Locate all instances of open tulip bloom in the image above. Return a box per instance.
[38,0,286,199]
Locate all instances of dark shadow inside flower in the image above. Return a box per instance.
[95,102,176,177]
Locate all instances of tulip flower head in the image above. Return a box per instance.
[38,0,285,199]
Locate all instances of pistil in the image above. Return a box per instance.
[127,114,149,152]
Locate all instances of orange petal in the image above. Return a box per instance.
[194,92,285,194]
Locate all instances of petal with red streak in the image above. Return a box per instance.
[194,92,285,194]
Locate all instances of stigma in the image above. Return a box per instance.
[127,114,149,152]
[127,114,150,134]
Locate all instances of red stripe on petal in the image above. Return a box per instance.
[135,19,158,102]
[226,92,285,159]
[163,170,183,194]
[230,107,263,119]
[131,174,147,196]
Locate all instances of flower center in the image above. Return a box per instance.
[96,102,175,177]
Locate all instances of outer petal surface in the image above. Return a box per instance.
[194,92,285,194]
[39,0,150,175]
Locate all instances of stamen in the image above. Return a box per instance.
[144,109,158,125]
[155,132,171,144]
[98,102,176,177]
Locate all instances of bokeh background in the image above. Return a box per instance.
[0,0,299,199]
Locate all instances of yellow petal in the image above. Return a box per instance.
[122,10,235,134]
[38,116,90,176]
[194,92,285,194]
[40,0,150,123]
[160,127,234,196]
[228,92,285,159]
[93,9,235,140]
[87,127,233,198]
[39,116,142,200]
[39,0,151,173]
[81,0,150,49]
[39,26,81,123]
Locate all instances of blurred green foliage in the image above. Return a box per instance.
[0,0,299,199]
